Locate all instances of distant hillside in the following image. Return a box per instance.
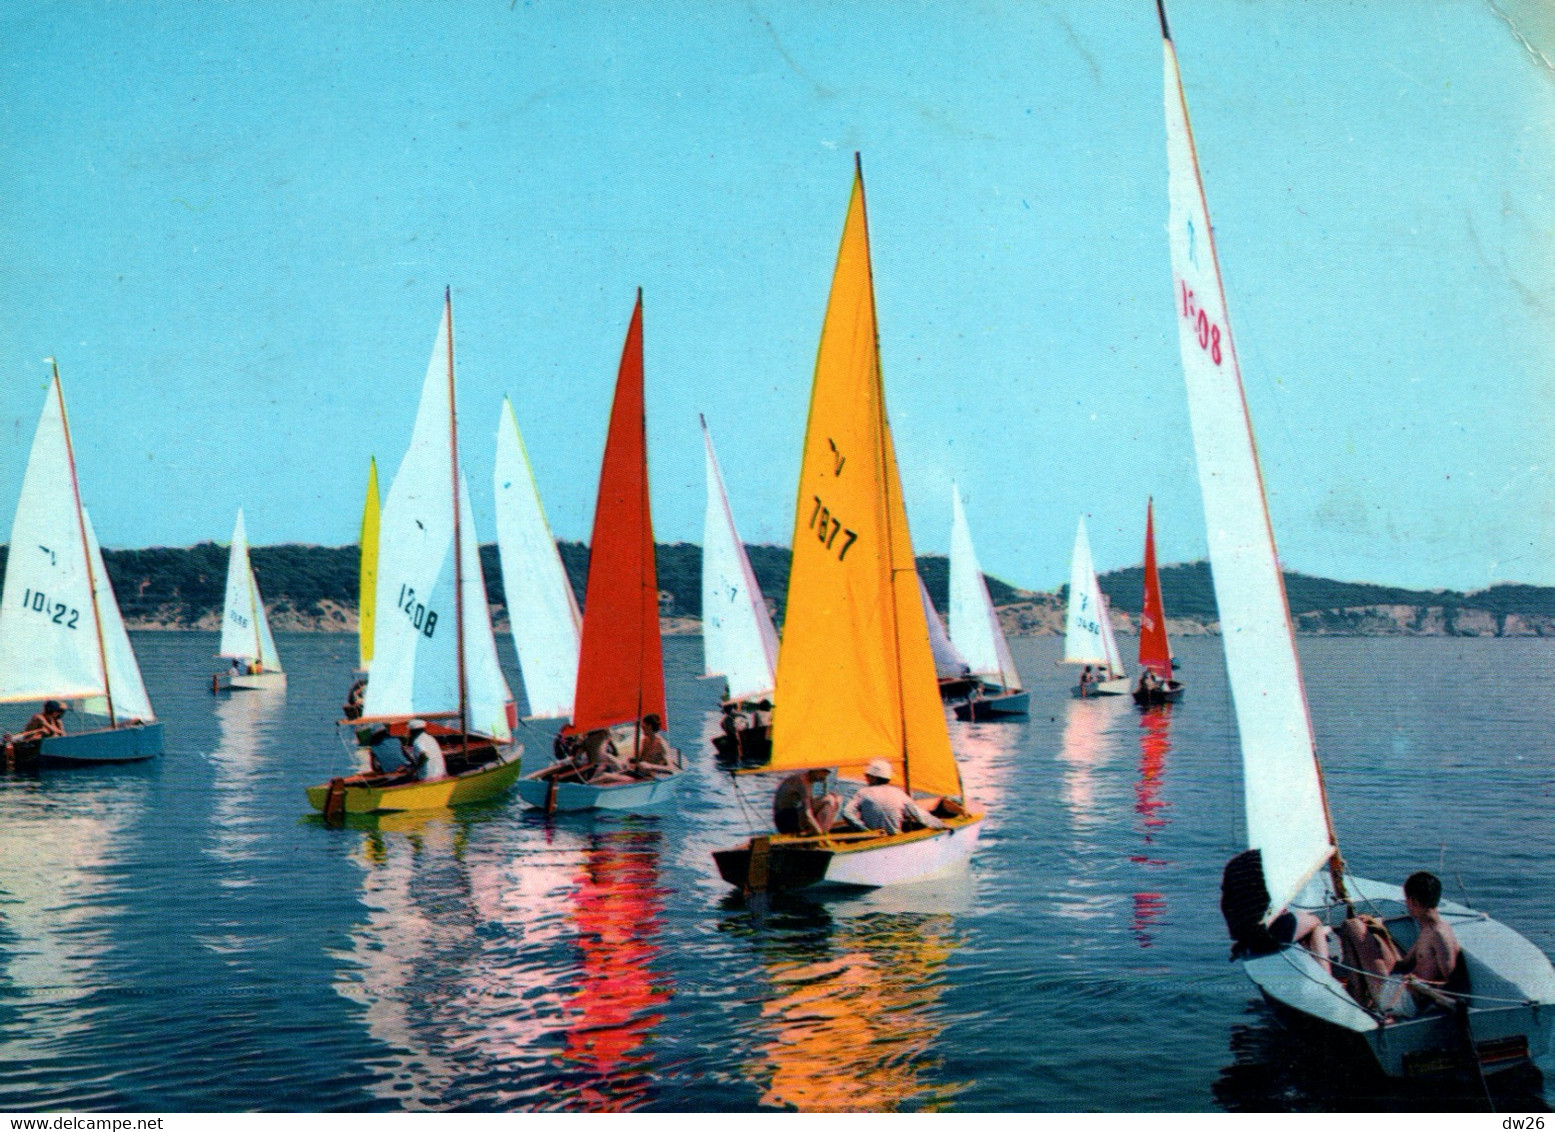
[2,542,1552,636]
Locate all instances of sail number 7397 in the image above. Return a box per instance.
[1179,280,1223,366]
[396,584,439,638]
[808,496,859,562]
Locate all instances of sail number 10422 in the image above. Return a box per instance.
[1179,280,1223,366]
[396,584,439,638]
[19,588,81,629]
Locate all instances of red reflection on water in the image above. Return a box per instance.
[1132,706,1173,948]
[559,829,671,1111]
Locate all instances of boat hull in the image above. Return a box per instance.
[711,725,771,764]
[1073,677,1130,698]
[936,676,977,702]
[306,754,521,815]
[714,814,983,892]
[1241,874,1555,1078]
[1132,681,1184,706]
[515,764,685,812]
[953,690,1030,720]
[228,671,287,691]
[27,723,163,764]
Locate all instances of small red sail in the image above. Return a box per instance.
[567,293,667,734]
[1138,499,1173,682]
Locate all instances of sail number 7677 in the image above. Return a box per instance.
[1179,280,1223,366]
[808,496,858,562]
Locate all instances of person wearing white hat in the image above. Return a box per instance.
[404,718,447,781]
[840,757,945,836]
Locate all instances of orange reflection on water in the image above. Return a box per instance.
[1130,706,1173,948]
[757,912,963,1112]
[558,829,671,1111]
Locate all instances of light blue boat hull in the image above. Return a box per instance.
[38,723,162,764]
[515,764,685,812]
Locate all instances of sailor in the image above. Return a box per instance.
[404,719,446,781]
[17,700,68,741]
[343,677,367,719]
[1339,871,1462,1015]
[1219,849,1335,977]
[748,699,773,731]
[632,714,678,777]
[840,758,946,836]
[772,767,841,835]
[363,724,410,776]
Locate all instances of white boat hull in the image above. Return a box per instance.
[1243,873,1555,1077]
[1073,676,1130,698]
[228,671,287,691]
[714,815,983,891]
[822,818,982,887]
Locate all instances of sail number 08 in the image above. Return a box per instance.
[1179,281,1223,366]
[396,584,439,638]
[808,496,858,562]
[20,588,81,629]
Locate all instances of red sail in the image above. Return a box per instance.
[567,294,667,734]
[1138,500,1173,681]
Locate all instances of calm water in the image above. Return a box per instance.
[0,632,1551,1112]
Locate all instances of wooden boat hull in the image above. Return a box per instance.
[23,723,163,764]
[1242,874,1555,1078]
[228,671,287,691]
[1132,681,1184,706]
[1073,676,1130,698]
[953,690,1030,721]
[515,763,685,812]
[936,676,977,702]
[305,754,521,815]
[714,813,983,891]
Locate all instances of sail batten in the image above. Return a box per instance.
[1164,34,1334,917]
[948,488,1021,691]
[568,295,666,736]
[494,397,581,720]
[700,416,779,702]
[768,167,962,801]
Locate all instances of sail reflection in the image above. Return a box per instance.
[1131,706,1173,948]
[751,902,966,1112]
[554,828,672,1111]
[1056,697,1129,831]
[206,690,285,870]
[952,720,1021,814]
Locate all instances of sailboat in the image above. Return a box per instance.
[494,396,582,722]
[699,414,779,762]
[215,509,286,691]
[306,292,522,817]
[948,488,1027,721]
[515,293,685,813]
[1133,499,1183,705]
[0,365,161,763]
[713,162,982,891]
[1063,516,1128,696]
[1161,0,1554,1077]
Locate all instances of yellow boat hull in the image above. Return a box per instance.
[306,756,522,815]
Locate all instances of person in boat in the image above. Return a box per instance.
[1219,849,1336,977]
[719,701,746,748]
[1136,669,1161,698]
[749,700,773,731]
[230,658,244,680]
[343,677,367,720]
[362,724,413,777]
[579,728,634,785]
[1338,871,1462,1015]
[1079,665,1094,695]
[840,758,947,836]
[403,719,447,781]
[15,700,68,742]
[632,714,679,778]
[772,767,841,836]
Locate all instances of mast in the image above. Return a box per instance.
[246,543,264,667]
[1160,0,1346,906]
[446,286,468,749]
[54,361,116,727]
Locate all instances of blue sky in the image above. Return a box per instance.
[3,1,1552,593]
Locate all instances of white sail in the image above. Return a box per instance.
[699,416,779,703]
[1063,517,1117,673]
[364,303,512,743]
[948,487,1020,691]
[80,508,155,723]
[1165,35,1332,916]
[918,574,967,682]
[219,510,282,671]
[493,398,581,720]
[0,378,106,705]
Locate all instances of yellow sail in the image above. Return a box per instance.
[769,165,964,802]
[358,456,380,671]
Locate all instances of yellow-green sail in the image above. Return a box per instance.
[769,164,964,802]
[358,456,380,671]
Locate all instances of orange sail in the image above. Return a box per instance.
[567,294,666,734]
[1137,499,1173,682]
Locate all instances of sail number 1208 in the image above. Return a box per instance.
[1179,280,1223,366]
[809,496,858,561]
[396,585,439,638]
